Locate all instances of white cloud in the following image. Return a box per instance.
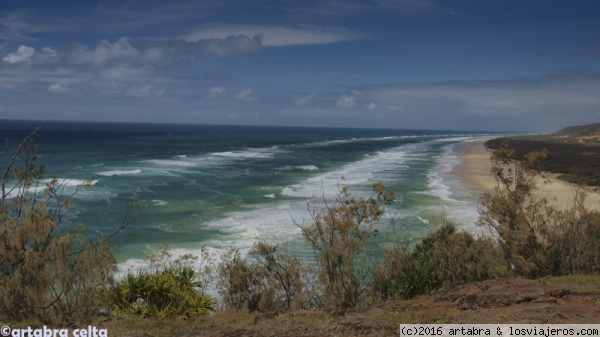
[296,92,316,105]
[282,74,600,131]
[35,47,60,64]
[163,34,263,58]
[48,83,67,93]
[2,45,59,65]
[204,35,263,56]
[69,37,139,65]
[41,47,57,58]
[0,34,265,102]
[181,25,359,47]
[100,64,154,81]
[126,84,164,97]
[2,45,35,64]
[234,88,257,101]
[353,73,600,131]
[142,47,164,64]
[0,9,63,37]
[336,94,356,108]
[208,86,228,99]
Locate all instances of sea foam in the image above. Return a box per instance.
[97,169,142,176]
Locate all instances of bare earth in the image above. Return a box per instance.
[111,276,600,337]
[457,140,600,211]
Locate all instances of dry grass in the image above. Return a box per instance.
[99,275,600,337]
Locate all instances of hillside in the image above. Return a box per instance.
[104,276,600,337]
[485,122,600,187]
[555,123,600,144]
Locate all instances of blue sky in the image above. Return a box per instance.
[1,0,599,132]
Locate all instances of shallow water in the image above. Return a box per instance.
[0,120,505,270]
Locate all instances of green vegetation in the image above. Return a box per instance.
[384,223,509,300]
[3,127,600,335]
[486,134,600,187]
[217,243,311,312]
[109,245,215,319]
[555,122,600,140]
[0,127,118,325]
[297,182,394,308]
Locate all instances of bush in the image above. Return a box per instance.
[249,242,313,310]
[382,222,510,299]
[217,249,266,312]
[0,127,122,324]
[296,182,394,308]
[546,191,600,275]
[434,231,510,287]
[386,224,453,300]
[478,140,600,278]
[216,242,312,313]
[110,245,215,319]
[478,140,552,277]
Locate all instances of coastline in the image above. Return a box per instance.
[456,140,600,211]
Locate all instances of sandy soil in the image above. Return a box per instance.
[458,140,600,211]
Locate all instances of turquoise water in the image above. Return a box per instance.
[0,120,505,269]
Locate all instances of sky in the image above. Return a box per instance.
[1,0,599,132]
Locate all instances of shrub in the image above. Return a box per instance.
[382,222,510,299]
[386,224,454,299]
[296,182,395,308]
[249,242,313,310]
[110,245,215,319]
[217,242,313,313]
[217,249,266,312]
[0,127,126,325]
[434,231,510,287]
[478,140,552,277]
[478,140,600,278]
[546,191,600,275]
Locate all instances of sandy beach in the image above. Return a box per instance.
[458,140,600,211]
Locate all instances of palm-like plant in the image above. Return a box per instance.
[110,265,215,319]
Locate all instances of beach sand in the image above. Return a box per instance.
[457,140,600,211]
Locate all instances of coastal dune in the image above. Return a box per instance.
[459,140,600,211]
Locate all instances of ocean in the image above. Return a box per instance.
[0,120,506,271]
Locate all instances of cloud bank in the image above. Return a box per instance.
[181,25,359,47]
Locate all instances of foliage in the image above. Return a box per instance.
[385,224,452,300]
[249,242,313,311]
[479,139,600,277]
[217,249,266,312]
[406,224,456,298]
[296,182,395,308]
[380,221,510,300]
[486,138,600,186]
[545,191,600,275]
[217,242,313,312]
[109,244,215,319]
[433,230,510,287]
[478,140,551,277]
[0,127,133,324]
[370,246,405,302]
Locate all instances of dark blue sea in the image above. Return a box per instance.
[0,120,506,270]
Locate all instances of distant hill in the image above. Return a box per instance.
[553,122,600,145]
[556,122,600,136]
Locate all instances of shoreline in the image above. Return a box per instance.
[456,140,600,211]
